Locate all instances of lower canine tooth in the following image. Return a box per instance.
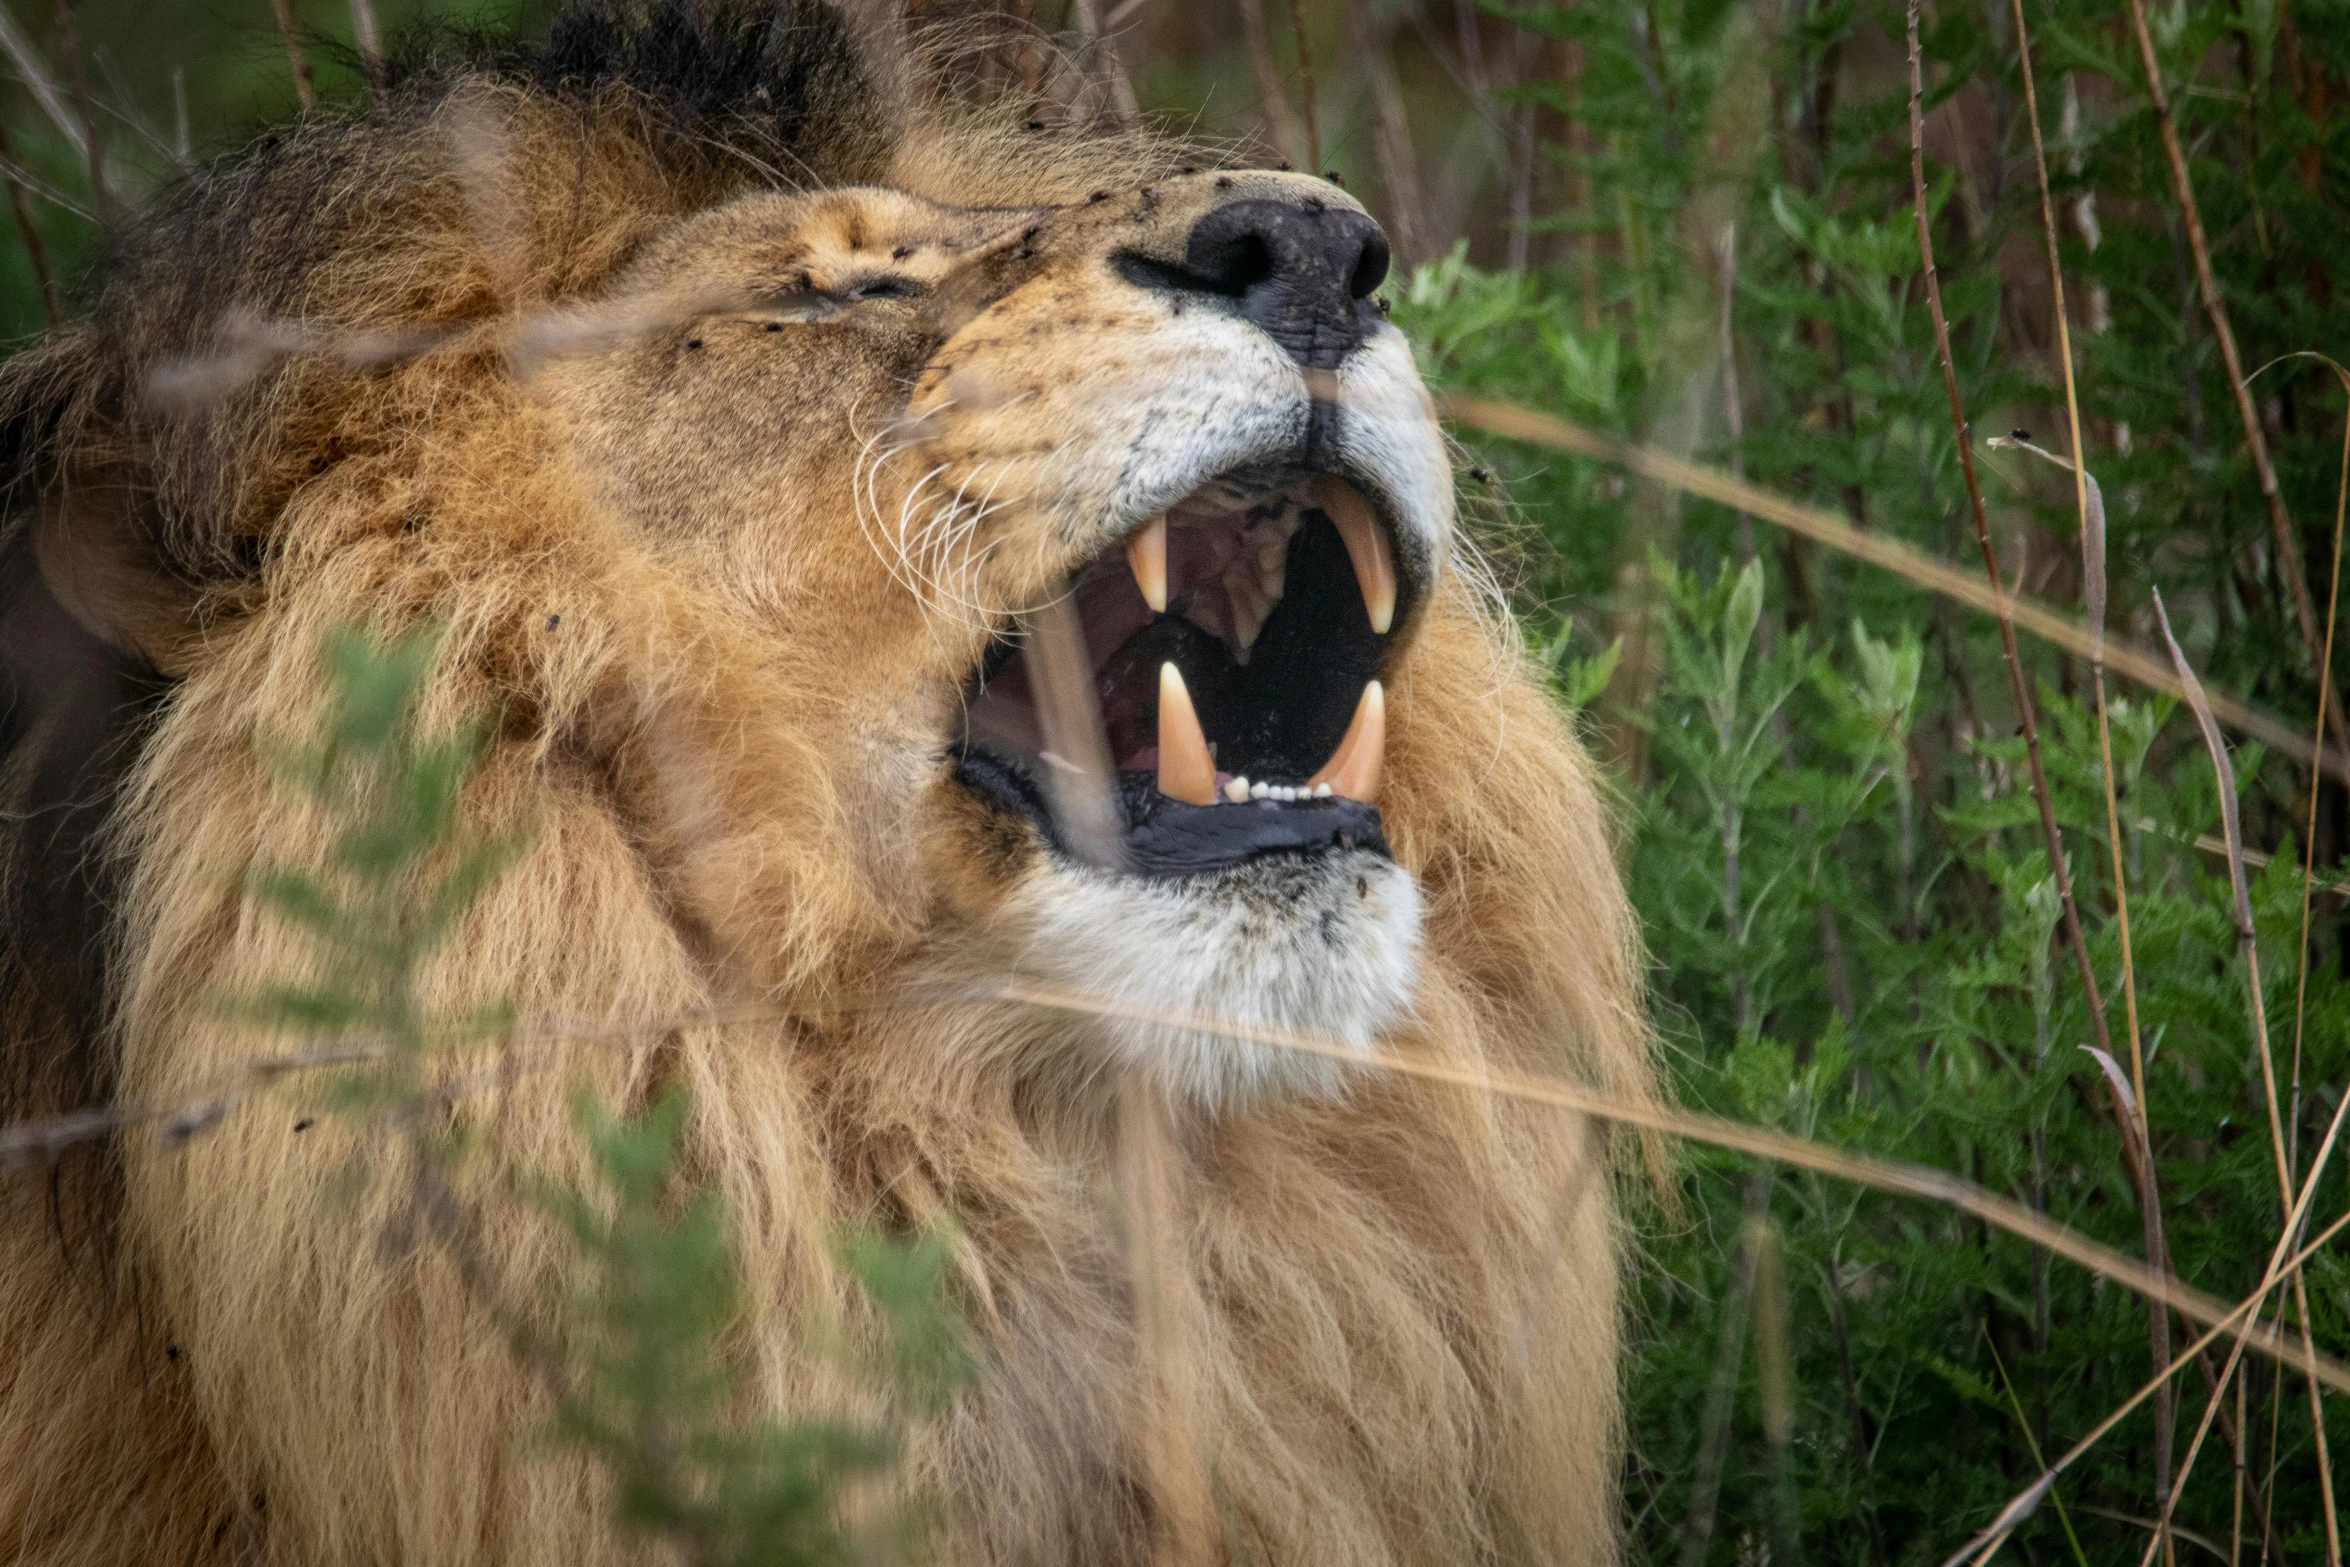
[1311,476,1398,635]
[1223,775,1251,804]
[1127,513,1168,613]
[1257,542,1287,597]
[1155,662,1217,805]
[1306,681,1385,803]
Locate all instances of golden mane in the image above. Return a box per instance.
[0,5,1656,1562]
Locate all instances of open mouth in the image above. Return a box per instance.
[955,470,1406,878]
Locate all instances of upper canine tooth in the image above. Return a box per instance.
[1305,680,1385,803]
[1155,662,1218,805]
[1127,513,1168,613]
[1311,476,1397,635]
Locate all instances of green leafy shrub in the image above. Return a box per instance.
[248,627,967,1567]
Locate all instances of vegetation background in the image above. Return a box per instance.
[2,0,2346,1560]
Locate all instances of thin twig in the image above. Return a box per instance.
[1506,42,1536,272]
[1287,0,1320,174]
[269,0,317,116]
[2120,0,2350,749]
[0,115,61,323]
[1233,0,1302,166]
[48,0,108,217]
[1676,1178,1767,1567]
[1068,0,1138,123]
[2267,354,2350,1187]
[1350,2,1423,263]
[1905,3,2121,1134]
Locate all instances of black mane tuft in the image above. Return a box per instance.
[387,0,896,187]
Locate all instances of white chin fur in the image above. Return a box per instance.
[1007,849,1422,1111]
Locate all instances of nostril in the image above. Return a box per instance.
[1187,231,1276,298]
[1128,197,1393,370]
[1346,227,1390,301]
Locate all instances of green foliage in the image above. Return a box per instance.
[543,1090,971,1567]
[25,0,2350,1558]
[249,628,965,1567]
[246,626,519,1075]
[1395,0,2350,1556]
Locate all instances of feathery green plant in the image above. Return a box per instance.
[249,626,966,1567]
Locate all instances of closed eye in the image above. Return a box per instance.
[846,274,923,301]
[733,273,925,332]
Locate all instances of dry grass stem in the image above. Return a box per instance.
[1017,596,1124,868]
[2271,354,2350,1188]
[1992,0,2174,1456]
[347,0,385,103]
[2150,593,2294,1195]
[1440,395,2349,783]
[1113,1082,1216,1564]
[1904,0,2118,1126]
[991,980,2350,1391]
[2001,0,2153,1167]
[0,7,86,158]
[0,146,93,222]
[11,971,2348,1395]
[2120,0,2350,749]
[1942,1203,2350,1567]
[2151,589,2343,1562]
[2275,350,2350,1561]
[350,0,387,104]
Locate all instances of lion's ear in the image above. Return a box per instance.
[1,333,215,677]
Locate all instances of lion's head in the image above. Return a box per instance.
[0,5,1653,1563]
[535,160,1445,1109]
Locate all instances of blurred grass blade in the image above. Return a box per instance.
[1438,395,2350,785]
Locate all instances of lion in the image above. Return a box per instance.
[0,4,1654,1562]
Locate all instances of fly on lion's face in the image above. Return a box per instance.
[545,172,1449,1111]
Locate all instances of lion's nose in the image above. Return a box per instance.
[1178,197,1390,370]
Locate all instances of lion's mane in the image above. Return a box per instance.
[0,6,1656,1563]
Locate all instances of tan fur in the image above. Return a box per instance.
[0,18,1653,1564]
